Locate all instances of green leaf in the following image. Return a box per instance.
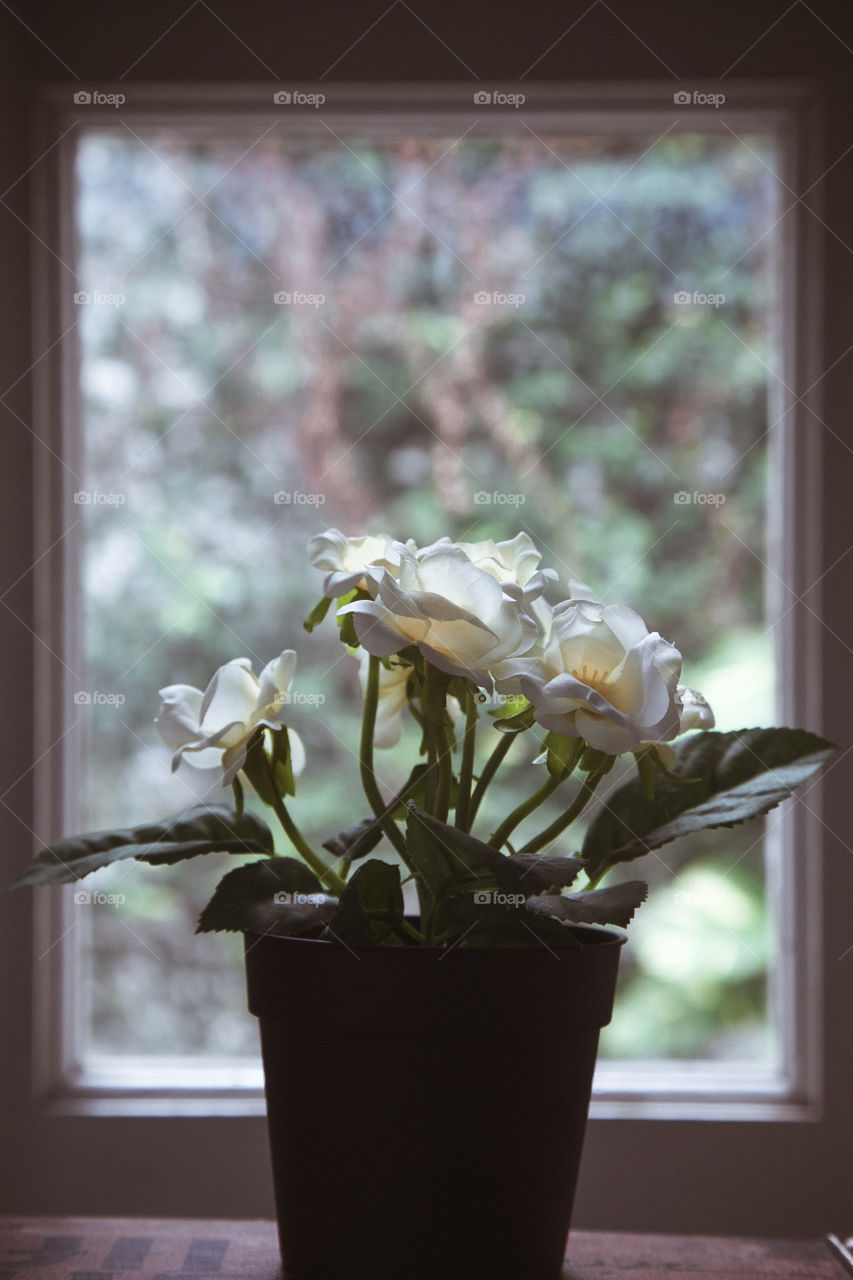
[270,724,297,798]
[486,692,528,721]
[544,732,583,780]
[405,803,504,898]
[196,858,334,935]
[10,806,274,887]
[582,728,836,882]
[238,730,274,804]
[632,747,657,800]
[505,854,587,893]
[494,703,535,734]
[324,859,405,946]
[526,881,648,929]
[443,893,582,948]
[338,610,359,649]
[322,817,384,863]
[406,805,585,897]
[578,745,616,774]
[303,594,332,632]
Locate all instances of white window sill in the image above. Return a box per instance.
[35,1054,819,1122]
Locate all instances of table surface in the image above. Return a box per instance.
[0,1216,847,1280]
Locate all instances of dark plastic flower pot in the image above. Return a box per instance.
[245,926,625,1280]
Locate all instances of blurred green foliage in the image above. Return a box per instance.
[73,125,777,1059]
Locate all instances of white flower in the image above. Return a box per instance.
[339,542,539,690]
[155,651,305,786]
[677,685,715,732]
[308,528,412,598]
[495,597,683,755]
[436,532,558,603]
[639,689,715,768]
[358,652,413,749]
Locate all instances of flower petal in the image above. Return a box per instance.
[154,684,205,750]
[308,529,401,597]
[256,650,297,721]
[199,658,259,744]
[678,685,715,732]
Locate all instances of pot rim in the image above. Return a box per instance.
[244,919,627,958]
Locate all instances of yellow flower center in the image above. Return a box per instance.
[573,663,613,698]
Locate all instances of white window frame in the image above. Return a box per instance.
[17,79,842,1229]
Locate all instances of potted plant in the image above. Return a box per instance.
[13,529,834,1280]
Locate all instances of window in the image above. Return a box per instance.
[18,80,837,1229]
[68,104,782,1074]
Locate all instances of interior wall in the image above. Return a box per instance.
[1,0,851,1232]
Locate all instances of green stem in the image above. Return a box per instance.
[360,655,409,860]
[398,918,426,945]
[468,729,516,825]
[518,765,609,856]
[267,789,347,895]
[454,686,479,832]
[333,858,350,884]
[435,718,453,823]
[421,663,452,821]
[425,723,438,813]
[489,772,564,850]
[422,893,440,946]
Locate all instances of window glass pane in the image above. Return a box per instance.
[73,123,778,1061]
